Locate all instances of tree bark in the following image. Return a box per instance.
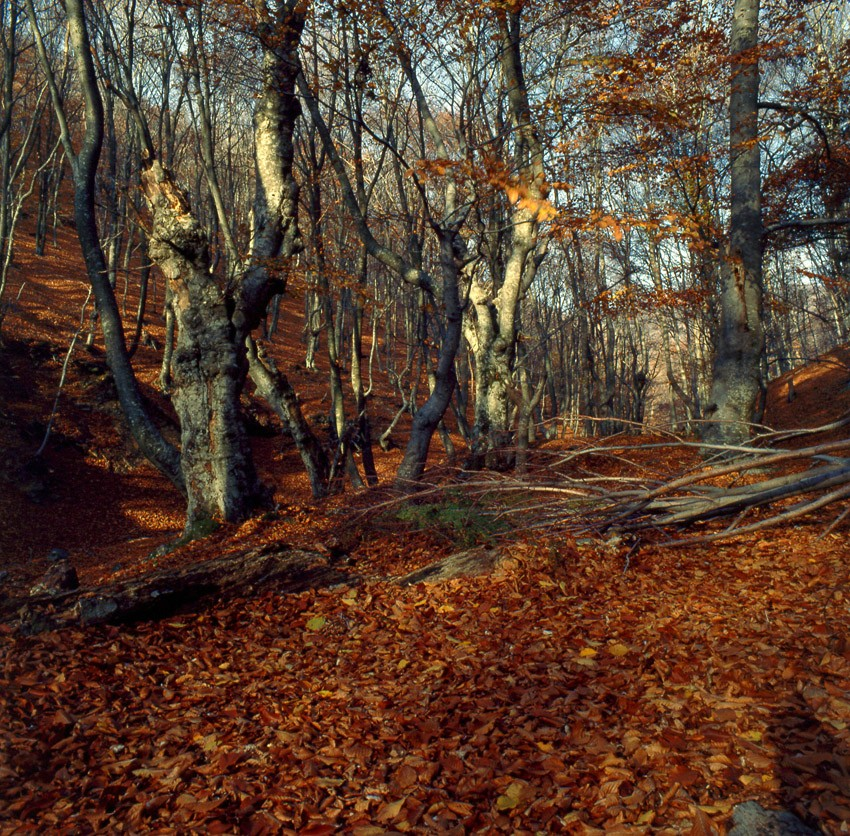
[26,0,184,493]
[141,159,266,529]
[247,336,330,499]
[10,546,343,635]
[704,0,764,446]
[465,9,549,465]
[395,233,465,485]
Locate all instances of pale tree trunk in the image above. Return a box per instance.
[704,0,764,446]
[243,1,330,497]
[302,290,321,369]
[343,31,380,486]
[96,0,310,524]
[100,0,263,529]
[466,8,549,466]
[515,347,546,476]
[141,159,265,530]
[159,287,175,393]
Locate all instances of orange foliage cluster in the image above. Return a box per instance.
[589,285,708,317]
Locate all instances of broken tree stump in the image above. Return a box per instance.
[394,546,507,586]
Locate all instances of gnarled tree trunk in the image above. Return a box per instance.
[141,159,266,530]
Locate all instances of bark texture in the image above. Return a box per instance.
[26,0,183,492]
[704,0,764,446]
[466,9,548,465]
[141,159,265,528]
[395,233,465,485]
[8,545,518,635]
[119,0,308,528]
[10,546,343,635]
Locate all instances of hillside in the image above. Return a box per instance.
[1,223,849,833]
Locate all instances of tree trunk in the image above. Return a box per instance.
[247,337,330,499]
[26,0,184,493]
[11,546,342,635]
[704,0,764,447]
[240,1,333,497]
[141,159,266,529]
[351,246,379,484]
[395,234,464,485]
[465,8,548,466]
[159,288,176,393]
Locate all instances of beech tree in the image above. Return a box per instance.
[29,0,316,532]
[15,0,850,516]
[26,0,185,491]
[298,2,471,485]
[703,0,764,446]
[463,4,550,465]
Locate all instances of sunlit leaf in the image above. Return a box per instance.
[305,616,327,631]
[495,794,519,811]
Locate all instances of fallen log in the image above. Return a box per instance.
[635,460,850,526]
[394,547,507,585]
[587,446,850,545]
[7,544,354,635]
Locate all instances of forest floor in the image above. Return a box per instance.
[1,220,849,833]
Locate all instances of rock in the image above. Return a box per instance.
[30,561,79,596]
[728,802,820,835]
[17,456,50,502]
[47,547,70,562]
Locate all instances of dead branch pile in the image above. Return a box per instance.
[594,441,850,544]
[434,415,850,546]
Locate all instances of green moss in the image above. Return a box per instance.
[184,517,220,540]
[147,516,221,560]
[394,491,507,548]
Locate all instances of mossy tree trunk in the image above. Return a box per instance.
[141,159,266,529]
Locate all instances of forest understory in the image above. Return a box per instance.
[1,210,850,834]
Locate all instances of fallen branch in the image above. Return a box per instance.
[394,547,507,585]
[8,545,352,635]
[576,433,850,543]
[658,480,850,547]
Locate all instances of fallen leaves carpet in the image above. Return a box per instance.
[2,528,849,834]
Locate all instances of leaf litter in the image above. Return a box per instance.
[2,526,849,834]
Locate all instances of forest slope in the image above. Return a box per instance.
[1,215,849,833]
